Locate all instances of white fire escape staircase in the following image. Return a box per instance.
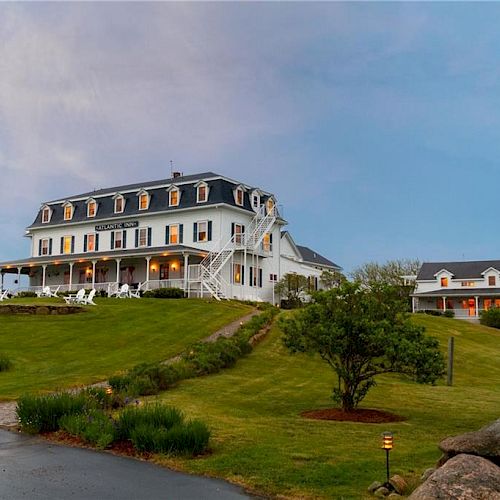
[200,204,277,300]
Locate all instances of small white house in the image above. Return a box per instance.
[0,171,341,303]
[412,260,500,318]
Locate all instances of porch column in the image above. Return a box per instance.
[0,270,4,292]
[443,296,447,312]
[69,262,74,290]
[475,296,479,317]
[145,256,151,284]
[183,254,189,293]
[115,259,121,285]
[42,264,47,288]
[17,266,22,290]
[412,296,416,313]
[91,260,97,289]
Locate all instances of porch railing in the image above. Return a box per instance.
[140,279,185,291]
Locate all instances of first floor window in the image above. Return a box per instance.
[85,233,97,252]
[269,273,278,282]
[232,264,244,285]
[62,236,73,254]
[112,230,126,250]
[136,227,151,247]
[166,224,183,245]
[249,267,263,288]
[262,233,272,252]
[40,239,49,256]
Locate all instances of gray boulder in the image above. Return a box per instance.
[409,454,500,499]
[439,419,500,465]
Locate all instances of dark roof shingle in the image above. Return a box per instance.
[417,260,500,280]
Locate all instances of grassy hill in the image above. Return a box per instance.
[0,298,252,400]
[154,314,500,499]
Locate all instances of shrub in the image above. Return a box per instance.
[480,307,500,328]
[117,404,184,440]
[60,410,117,449]
[142,288,185,299]
[15,291,37,298]
[0,354,12,372]
[16,389,110,433]
[443,310,455,318]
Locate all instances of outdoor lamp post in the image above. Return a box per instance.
[381,431,394,484]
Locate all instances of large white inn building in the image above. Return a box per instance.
[0,172,340,302]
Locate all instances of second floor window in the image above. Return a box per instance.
[166,224,183,245]
[136,227,151,247]
[194,221,212,242]
[84,233,97,252]
[197,184,208,203]
[61,235,74,254]
[489,276,496,286]
[111,230,126,250]
[87,201,97,217]
[115,196,124,214]
[262,233,272,252]
[441,277,449,287]
[40,239,50,256]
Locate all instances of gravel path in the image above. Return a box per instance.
[0,309,259,429]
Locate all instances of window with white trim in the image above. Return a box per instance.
[114,196,124,214]
[42,207,51,223]
[86,233,96,252]
[87,201,97,218]
[197,184,208,203]
[234,223,244,245]
[139,193,149,210]
[232,263,243,284]
[262,233,272,252]
[169,188,179,207]
[197,221,208,242]
[249,266,263,288]
[64,204,73,221]
[41,239,49,256]
[113,230,123,249]
[63,236,73,254]
[138,227,148,247]
[169,224,179,244]
[252,192,260,209]
[235,188,244,206]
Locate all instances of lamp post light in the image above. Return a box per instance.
[381,431,394,484]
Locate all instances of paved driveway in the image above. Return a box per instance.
[0,430,251,499]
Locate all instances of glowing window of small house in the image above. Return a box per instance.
[489,276,496,286]
[169,189,179,207]
[139,193,149,210]
[87,201,97,218]
[440,277,449,287]
[64,205,73,221]
[42,207,51,223]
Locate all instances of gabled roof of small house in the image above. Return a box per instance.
[28,172,275,229]
[417,260,500,280]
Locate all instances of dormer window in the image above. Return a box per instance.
[441,277,449,287]
[489,276,496,286]
[196,182,208,203]
[114,194,125,214]
[251,191,261,210]
[41,206,51,224]
[266,197,275,214]
[63,202,74,221]
[86,199,97,218]
[234,186,244,206]
[138,190,150,211]
[168,187,180,207]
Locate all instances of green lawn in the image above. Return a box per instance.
[0,298,252,400]
[153,314,500,499]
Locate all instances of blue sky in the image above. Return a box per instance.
[1,2,500,273]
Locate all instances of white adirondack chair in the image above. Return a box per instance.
[36,286,52,298]
[49,285,61,298]
[129,287,141,299]
[64,289,86,304]
[0,290,10,301]
[116,284,130,299]
[80,289,97,306]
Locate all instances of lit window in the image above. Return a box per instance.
[64,205,73,221]
[113,231,123,249]
[262,233,272,252]
[461,281,475,287]
[139,193,149,210]
[197,221,208,242]
[87,201,96,217]
[266,198,274,214]
[197,185,208,203]
[441,277,448,287]
[235,189,244,206]
[489,276,496,286]
[233,263,242,284]
[169,189,179,207]
[138,228,148,247]
[41,239,49,256]
[42,207,51,223]
[115,196,124,213]
[169,225,179,245]
[87,234,96,252]
[63,236,72,254]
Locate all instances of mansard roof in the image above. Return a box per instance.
[417,260,500,280]
[28,172,273,229]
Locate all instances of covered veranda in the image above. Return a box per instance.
[412,288,500,319]
[0,245,207,297]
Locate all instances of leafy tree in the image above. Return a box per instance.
[319,269,346,289]
[350,259,421,287]
[281,282,445,411]
[274,273,309,308]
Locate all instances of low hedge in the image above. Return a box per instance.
[142,288,185,299]
[480,307,500,328]
[109,307,278,397]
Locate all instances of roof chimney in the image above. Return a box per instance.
[172,171,182,179]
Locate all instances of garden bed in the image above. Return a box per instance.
[0,304,84,315]
[301,408,406,423]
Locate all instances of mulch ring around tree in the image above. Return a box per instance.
[301,408,406,423]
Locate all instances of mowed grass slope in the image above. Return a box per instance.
[155,314,500,499]
[0,298,252,400]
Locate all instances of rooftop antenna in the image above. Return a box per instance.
[170,160,174,178]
